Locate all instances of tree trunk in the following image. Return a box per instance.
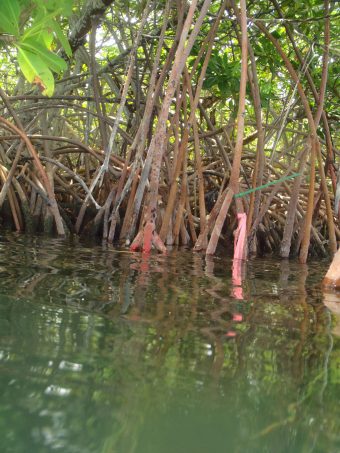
[205,0,248,255]
[130,0,213,253]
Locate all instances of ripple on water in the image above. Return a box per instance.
[0,233,338,453]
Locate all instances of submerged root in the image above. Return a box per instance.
[130,221,167,254]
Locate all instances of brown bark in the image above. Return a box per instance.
[255,19,336,263]
[89,18,108,149]
[280,142,309,258]
[246,43,265,243]
[0,116,65,235]
[66,0,115,55]
[206,0,248,255]
[116,0,183,242]
[159,3,227,242]
[131,0,213,253]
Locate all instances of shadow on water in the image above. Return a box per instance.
[0,233,339,452]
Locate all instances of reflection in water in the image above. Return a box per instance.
[0,233,339,453]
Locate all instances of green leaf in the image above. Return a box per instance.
[41,30,54,49]
[218,81,231,98]
[0,0,20,36]
[61,0,73,16]
[22,11,62,40]
[190,42,200,57]
[203,76,218,90]
[271,30,281,39]
[49,20,72,57]
[17,47,55,96]
[33,0,73,16]
[19,38,67,73]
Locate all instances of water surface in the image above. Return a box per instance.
[0,233,339,452]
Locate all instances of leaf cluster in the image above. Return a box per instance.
[0,0,73,96]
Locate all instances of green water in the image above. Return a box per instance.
[0,233,339,453]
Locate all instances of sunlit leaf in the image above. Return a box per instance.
[41,30,54,49]
[17,47,55,96]
[35,0,73,16]
[19,38,67,73]
[49,20,72,57]
[22,11,62,40]
[0,0,20,36]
